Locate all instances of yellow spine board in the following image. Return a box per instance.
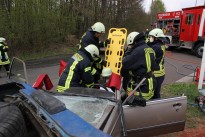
[105,28,127,75]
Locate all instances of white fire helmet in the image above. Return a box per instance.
[101,67,112,77]
[91,22,105,33]
[84,44,99,58]
[149,28,165,38]
[0,37,6,43]
[126,32,139,45]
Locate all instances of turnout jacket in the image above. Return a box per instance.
[122,40,156,100]
[148,40,165,77]
[122,40,155,78]
[0,42,10,65]
[80,29,106,73]
[80,29,104,50]
[57,49,99,92]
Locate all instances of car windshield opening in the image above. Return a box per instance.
[54,95,115,127]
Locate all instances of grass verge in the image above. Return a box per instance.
[10,43,78,61]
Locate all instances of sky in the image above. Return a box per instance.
[143,0,205,13]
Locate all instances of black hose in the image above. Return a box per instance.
[165,58,196,77]
[187,102,198,107]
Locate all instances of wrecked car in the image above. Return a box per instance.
[0,57,187,137]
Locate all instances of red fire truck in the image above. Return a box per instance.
[157,6,205,58]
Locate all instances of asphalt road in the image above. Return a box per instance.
[164,48,201,84]
[0,48,202,88]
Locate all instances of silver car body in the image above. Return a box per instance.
[8,57,187,137]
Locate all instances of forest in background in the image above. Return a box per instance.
[0,0,165,58]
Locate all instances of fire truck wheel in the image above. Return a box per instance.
[194,43,203,58]
[0,102,27,137]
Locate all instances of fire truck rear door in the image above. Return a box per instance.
[180,10,196,41]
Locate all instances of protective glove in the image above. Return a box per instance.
[93,54,102,63]
[126,95,146,107]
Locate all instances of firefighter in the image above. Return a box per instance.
[57,44,100,92]
[80,22,109,50]
[148,28,166,99]
[122,32,139,91]
[100,67,127,97]
[79,22,109,74]
[101,67,112,84]
[99,67,114,92]
[0,37,11,78]
[121,32,156,100]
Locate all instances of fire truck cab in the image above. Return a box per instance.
[157,6,205,58]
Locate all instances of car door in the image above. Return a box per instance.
[8,57,28,84]
[123,96,187,137]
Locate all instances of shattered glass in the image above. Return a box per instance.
[54,96,115,126]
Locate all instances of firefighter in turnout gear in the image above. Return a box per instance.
[57,44,100,92]
[80,22,109,50]
[122,32,139,91]
[148,28,166,99]
[122,32,156,100]
[79,22,109,74]
[0,37,11,78]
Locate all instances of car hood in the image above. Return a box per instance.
[20,83,111,137]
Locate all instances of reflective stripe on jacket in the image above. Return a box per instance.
[0,43,10,65]
[57,50,96,92]
[127,77,155,100]
[122,40,156,100]
[150,42,165,77]
[122,40,155,77]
